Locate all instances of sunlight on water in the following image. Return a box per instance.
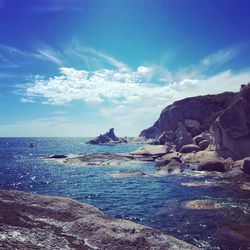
[0,137,250,249]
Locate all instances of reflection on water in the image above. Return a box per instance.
[0,137,249,249]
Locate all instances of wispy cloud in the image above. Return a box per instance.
[201,46,241,68]
[0,44,64,68]
[37,48,64,66]
[64,42,129,70]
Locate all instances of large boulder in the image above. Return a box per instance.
[198,161,226,172]
[179,144,200,153]
[193,131,212,145]
[131,145,170,158]
[140,92,238,139]
[175,122,194,151]
[241,157,250,174]
[87,128,126,145]
[0,190,198,250]
[212,84,250,160]
[198,140,210,151]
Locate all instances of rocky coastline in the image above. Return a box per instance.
[0,190,198,250]
[3,84,250,249]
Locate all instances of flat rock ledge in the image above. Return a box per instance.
[46,151,159,167]
[0,190,198,250]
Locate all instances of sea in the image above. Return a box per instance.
[0,137,250,249]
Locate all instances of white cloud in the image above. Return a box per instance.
[23,66,173,106]
[14,44,250,135]
[37,48,64,66]
[21,61,250,135]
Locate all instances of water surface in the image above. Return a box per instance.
[0,137,250,249]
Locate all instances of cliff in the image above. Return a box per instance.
[0,190,197,250]
[212,84,250,159]
[140,92,239,139]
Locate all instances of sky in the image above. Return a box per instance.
[0,0,250,137]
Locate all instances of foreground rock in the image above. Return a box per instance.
[87,128,127,145]
[0,190,198,250]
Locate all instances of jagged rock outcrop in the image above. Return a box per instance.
[140,92,238,139]
[212,84,250,160]
[0,190,198,250]
[175,122,194,151]
[87,128,126,145]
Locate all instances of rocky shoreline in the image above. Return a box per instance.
[0,190,198,250]
[6,84,250,249]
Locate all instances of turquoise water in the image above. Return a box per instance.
[0,137,250,249]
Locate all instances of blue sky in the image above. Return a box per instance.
[1,0,250,137]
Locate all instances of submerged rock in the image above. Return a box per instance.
[185,200,222,210]
[110,170,146,178]
[87,128,127,145]
[181,181,221,187]
[0,190,198,250]
[157,159,183,174]
[46,153,137,166]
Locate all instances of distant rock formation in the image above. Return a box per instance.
[0,190,198,250]
[140,92,238,139]
[87,128,127,145]
[212,83,250,159]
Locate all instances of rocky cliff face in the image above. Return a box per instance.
[212,84,250,160]
[140,92,238,139]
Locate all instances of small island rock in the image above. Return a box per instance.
[87,128,126,145]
